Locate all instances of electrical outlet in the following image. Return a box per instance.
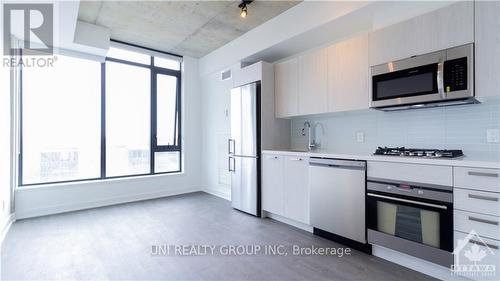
[356,132,365,143]
[487,129,500,143]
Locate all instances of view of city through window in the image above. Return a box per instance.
[20,46,182,185]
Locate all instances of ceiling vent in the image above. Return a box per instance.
[221,69,232,81]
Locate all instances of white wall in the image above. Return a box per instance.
[200,65,238,200]
[1,4,14,236]
[14,56,202,219]
[1,61,13,231]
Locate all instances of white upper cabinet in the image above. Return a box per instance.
[275,58,299,117]
[369,1,474,66]
[327,34,369,112]
[475,1,500,98]
[298,48,328,115]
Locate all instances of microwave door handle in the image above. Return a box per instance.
[437,59,445,99]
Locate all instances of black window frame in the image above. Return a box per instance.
[18,41,182,187]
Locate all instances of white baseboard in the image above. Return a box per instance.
[373,245,471,281]
[0,213,15,247]
[264,211,313,233]
[16,187,201,219]
[203,185,231,201]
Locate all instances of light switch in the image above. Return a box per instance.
[356,132,365,143]
[487,129,500,143]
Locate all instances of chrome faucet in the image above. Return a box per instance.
[301,121,316,150]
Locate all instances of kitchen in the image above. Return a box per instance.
[1,1,499,280]
[209,1,500,280]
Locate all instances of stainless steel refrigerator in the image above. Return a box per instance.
[228,81,261,216]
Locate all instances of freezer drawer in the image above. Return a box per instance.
[230,156,259,216]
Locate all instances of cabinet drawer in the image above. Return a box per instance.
[455,188,500,216]
[454,231,500,271]
[367,161,452,187]
[455,210,500,240]
[454,167,500,193]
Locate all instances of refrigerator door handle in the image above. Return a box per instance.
[228,139,235,155]
[228,156,235,172]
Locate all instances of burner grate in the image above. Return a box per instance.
[374,147,463,158]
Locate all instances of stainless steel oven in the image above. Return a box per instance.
[370,43,475,110]
[366,178,453,266]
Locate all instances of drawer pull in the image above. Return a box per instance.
[469,239,499,250]
[468,216,499,226]
[289,158,303,161]
[468,194,499,202]
[468,171,499,178]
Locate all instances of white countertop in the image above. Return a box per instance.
[262,149,500,169]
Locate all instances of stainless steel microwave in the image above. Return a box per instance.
[370,44,475,111]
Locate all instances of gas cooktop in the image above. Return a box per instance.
[374,147,464,158]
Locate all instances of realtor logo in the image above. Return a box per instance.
[452,230,496,278]
[3,3,53,55]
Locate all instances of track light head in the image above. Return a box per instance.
[239,0,253,19]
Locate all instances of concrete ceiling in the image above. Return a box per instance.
[78,0,300,58]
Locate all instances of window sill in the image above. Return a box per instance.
[17,171,184,190]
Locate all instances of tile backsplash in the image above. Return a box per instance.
[291,97,500,158]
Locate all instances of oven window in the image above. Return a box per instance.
[377,201,440,248]
[372,63,438,101]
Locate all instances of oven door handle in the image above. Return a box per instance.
[367,193,448,210]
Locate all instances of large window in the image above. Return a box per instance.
[20,43,182,186]
[22,55,101,184]
[105,61,151,177]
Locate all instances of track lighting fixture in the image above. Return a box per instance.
[239,0,253,18]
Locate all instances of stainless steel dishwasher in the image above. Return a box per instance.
[309,157,367,244]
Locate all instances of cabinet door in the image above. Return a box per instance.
[274,59,299,117]
[369,19,417,66]
[262,154,284,215]
[475,1,500,98]
[369,1,473,66]
[328,34,369,112]
[283,156,309,224]
[298,48,328,115]
[415,1,473,56]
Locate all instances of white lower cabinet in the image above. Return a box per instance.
[283,156,309,224]
[453,166,500,281]
[262,154,284,216]
[454,231,500,276]
[454,210,500,241]
[262,153,309,225]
